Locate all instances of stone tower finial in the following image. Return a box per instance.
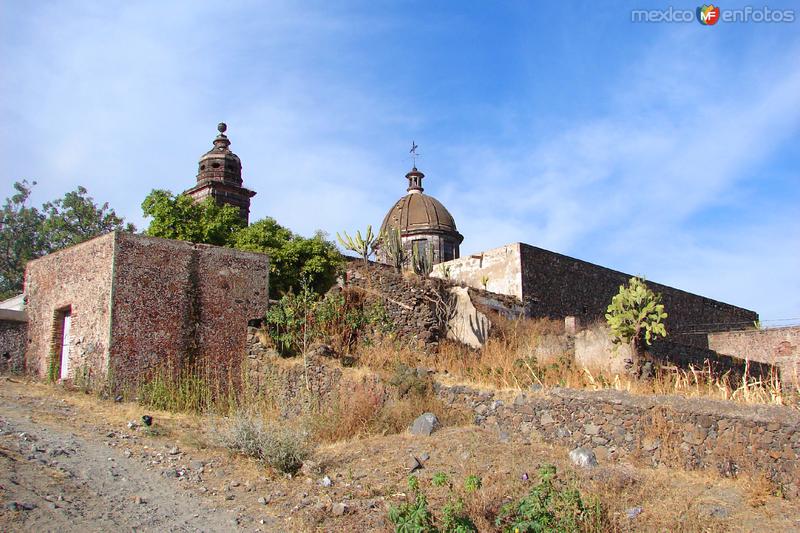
[184,123,256,223]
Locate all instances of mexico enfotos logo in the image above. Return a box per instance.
[632,5,796,24]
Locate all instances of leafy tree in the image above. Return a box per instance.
[141,189,244,246]
[0,181,133,300]
[40,185,135,251]
[605,276,668,373]
[233,219,343,297]
[0,181,44,299]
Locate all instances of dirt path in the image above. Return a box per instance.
[2,378,798,532]
[0,383,299,532]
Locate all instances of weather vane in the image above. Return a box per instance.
[410,140,419,168]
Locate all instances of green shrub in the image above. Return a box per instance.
[220,411,310,474]
[495,464,605,532]
[388,364,432,399]
[463,475,482,493]
[388,475,479,533]
[389,475,437,532]
[265,285,394,357]
[432,472,450,487]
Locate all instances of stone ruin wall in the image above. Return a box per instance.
[0,316,26,373]
[437,383,799,498]
[519,244,758,348]
[574,322,775,381]
[344,262,446,346]
[343,261,527,348]
[24,234,116,379]
[241,335,800,498]
[708,326,800,388]
[435,243,759,349]
[108,233,269,390]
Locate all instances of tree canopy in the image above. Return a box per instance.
[0,181,135,299]
[141,189,245,246]
[141,190,343,298]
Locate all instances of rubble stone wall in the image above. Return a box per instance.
[437,383,799,497]
[344,263,445,345]
[0,318,27,373]
[24,234,116,379]
[242,334,799,497]
[109,233,269,389]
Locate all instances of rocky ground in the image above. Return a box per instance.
[1,377,798,532]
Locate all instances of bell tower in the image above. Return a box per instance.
[184,123,256,223]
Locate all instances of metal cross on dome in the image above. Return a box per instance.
[409,141,419,167]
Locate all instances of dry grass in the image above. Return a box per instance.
[353,315,797,408]
[308,378,471,444]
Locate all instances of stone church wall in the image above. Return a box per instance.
[436,242,758,348]
[518,244,758,347]
[431,243,524,298]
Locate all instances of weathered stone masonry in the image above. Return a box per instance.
[0,310,27,373]
[435,243,758,348]
[241,341,800,498]
[709,326,800,388]
[24,232,269,389]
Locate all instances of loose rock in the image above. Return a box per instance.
[569,447,598,469]
[409,413,440,436]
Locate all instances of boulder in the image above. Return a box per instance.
[409,413,440,436]
[569,447,598,468]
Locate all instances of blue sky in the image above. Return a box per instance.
[2,1,798,322]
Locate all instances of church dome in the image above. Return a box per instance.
[377,165,463,266]
[380,190,461,239]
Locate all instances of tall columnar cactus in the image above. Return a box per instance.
[381,227,407,272]
[412,242,435,277]
[337,225,379,265]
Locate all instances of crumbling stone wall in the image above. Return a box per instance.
[708,326,800,388]
[0,317,26,373]
[436,384,799,497]
[25,234,116,379]
[436,242,758,348]
[345,262,446,345]
[575,322,775,380]
[241,336,800,498]
[345,261,526,347]
[244,326,386,417]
